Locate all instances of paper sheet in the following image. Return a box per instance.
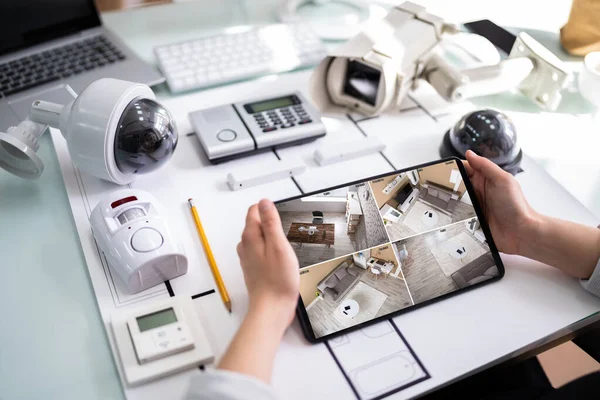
[328,320,429,400]
[48,69,600,400]
[46,71,472,398]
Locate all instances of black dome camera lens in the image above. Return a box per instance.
[114,98,178,175]
[440,109,522,175]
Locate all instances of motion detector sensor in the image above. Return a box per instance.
[90,189,188,293]
[0,78,178,185]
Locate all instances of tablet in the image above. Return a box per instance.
[276,157,505,342]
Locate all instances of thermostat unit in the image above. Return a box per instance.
[111,296,214,386]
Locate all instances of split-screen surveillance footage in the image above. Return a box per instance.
[277,160,501,339]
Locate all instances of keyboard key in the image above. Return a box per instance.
[4,75,60,96]
[0,35,126,97]
[170,69,194,79]
[281,123,294,128]
[262,127,278,132]
[171,79,184,90]
[298,119,312,125]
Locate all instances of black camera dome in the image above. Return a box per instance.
[440,109,522,175]
[114,98,178,175]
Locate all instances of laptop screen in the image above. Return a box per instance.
[0,0,100,57]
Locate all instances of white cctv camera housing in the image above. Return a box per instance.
[65,79,152,184]
[30,78,178,185]
[309,1,570,117]
[310,2,446,116]
[0,78,178,184]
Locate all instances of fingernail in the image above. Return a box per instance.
[259,199,271,212]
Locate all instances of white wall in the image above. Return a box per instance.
[276,197,347,212]
[460,191,473,205]
[311,187,348,198]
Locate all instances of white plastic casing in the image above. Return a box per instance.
[90,189,188,293]
[226,158,306,191]
[126,304,194,364]
[59,79,155,185]
[111,296,214,386]
[314,136,385,166]
[310,3,443,116]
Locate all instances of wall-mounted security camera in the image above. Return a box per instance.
[0,78,178,184]
[310,1,569,116]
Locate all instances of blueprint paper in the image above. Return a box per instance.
[47,69,600,400]
[328,321,429,400]
[45,71,453,399]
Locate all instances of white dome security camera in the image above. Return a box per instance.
[0,78,178,184]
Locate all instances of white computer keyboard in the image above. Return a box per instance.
[155,24,327,93]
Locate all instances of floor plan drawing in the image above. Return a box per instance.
[327,320,430,400]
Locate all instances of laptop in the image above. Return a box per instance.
[0,0,165,131]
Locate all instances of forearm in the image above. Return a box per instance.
[520,212,600,278]
[218,299,290,383]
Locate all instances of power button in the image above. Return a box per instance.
[217,129,237,142]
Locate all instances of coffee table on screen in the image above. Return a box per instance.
[287,222,335,248]
[337,299,359,319]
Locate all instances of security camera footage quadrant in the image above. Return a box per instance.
[277,160,500,339]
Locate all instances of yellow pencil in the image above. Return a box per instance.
[188,198,232,313]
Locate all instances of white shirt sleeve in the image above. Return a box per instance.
[581,257,600,297]
[580,225,600,297]
[185,370,278,400]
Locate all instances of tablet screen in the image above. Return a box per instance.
[276,159,501,339]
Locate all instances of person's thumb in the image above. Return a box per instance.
[465,150,508,182]
[258,199,286,243]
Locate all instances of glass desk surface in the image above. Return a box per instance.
[1,1,598,399]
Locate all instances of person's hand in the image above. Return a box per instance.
[236,199,299,326]
[217,200,299,380]
[463,150,537,255]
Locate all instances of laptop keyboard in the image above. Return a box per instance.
[0,35,126,98]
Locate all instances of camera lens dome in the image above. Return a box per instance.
[114,98,178,175]
[448,109,519,166]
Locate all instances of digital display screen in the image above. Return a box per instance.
[137,308,177,332]
[343,60,381,106]
[245,96,296,113]
[0,1,99,56]
[276,159,500,339]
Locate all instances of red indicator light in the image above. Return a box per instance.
[111,196,138,209]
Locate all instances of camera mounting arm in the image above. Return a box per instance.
[0,118,47,179]
[424,32,570,111]
[0,98,76,180]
